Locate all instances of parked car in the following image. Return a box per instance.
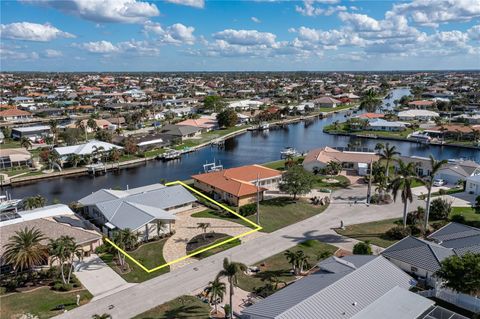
[433,179,446,187]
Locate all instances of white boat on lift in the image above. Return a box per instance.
[0,193,22,212]
[280,147,300,159]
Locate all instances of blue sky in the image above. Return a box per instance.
[1,0,479,71]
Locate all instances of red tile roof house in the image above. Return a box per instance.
[0,109,33,121]
[408,100,435,109]
[176,117,219,132]
[192,165,283,206]
[357,113,385,119]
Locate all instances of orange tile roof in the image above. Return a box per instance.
[358,113,385,119]
[408,100,434,106]
[0,109,31,117]
[192,165,282,197]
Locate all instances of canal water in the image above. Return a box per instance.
[5,88,479,203]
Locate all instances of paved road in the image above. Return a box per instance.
[55,186,422,319]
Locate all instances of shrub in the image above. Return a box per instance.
[52,281,73,292]
[409,225,422,236]
[450,214,466,224]
[438,188,447,195]
[353,241,372,255]
[239,203,257,217]
[430,198,452,221]
[431,220,449,231]
[385,226,411,240]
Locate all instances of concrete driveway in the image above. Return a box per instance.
[437,192,476,207]
[411,185,450,197]
[74,254,136,300]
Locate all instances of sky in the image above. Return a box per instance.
[1,0,479,72]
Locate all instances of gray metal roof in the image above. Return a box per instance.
[78,189,126,206]
[242,256,415,319]
[428,222,480,242]
[381,236,454,273]
[351,286,434,319]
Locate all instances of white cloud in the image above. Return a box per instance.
[295,0,344,16]
[75,40,120,53]
[22,0,159,24]
[391,0,480,27]
[338,12,381,31]
[468,24,480,41]
[0,22,75,42]
[251,17,261,23]
[143,22,195,45]
[0,45,39,60]
[213,29,276,46]
[44,49,63,58]
[165,0,204,8]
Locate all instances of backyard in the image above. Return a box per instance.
[100,239,170,283]
[237,239,338,294]
[0,287,92,319]
[133,295,210,319]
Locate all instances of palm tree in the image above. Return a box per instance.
[360,89,381,112]
[92,145,105,162]
[388,160,421,228]
[20,137,32,150]
[325,161,342,176]
[75,119,88,141]
[87,118,97,133]
[379,143,400,178]
[112,229,138,268]
[294,250,309,275]
[197,222,211,241]
[34,195,46,208]
[91,314,111,319]
[423,155,448,232]
[205,278,226,314]
[216,258,247,319]
[3,227,48,271]
[284,250,297,274]
[155,220,166,237]
[48,119,58,145]
[68,154,81,168]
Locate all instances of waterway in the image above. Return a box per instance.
[5,88,479,203]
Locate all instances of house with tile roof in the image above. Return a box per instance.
[0,108,33,121]
[242,256,463,319]
[192,165,282,206]
[78,183,196,240]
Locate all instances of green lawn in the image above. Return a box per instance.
[100,239,170,283]
[189,236,242,259]
[133,295,211,319]
[174,125,249,150]
[450,207,480,228]
[192,197,329,233]
[312,175,350,189]
[237,240,338,293]
[0,287,92,319]
[318,104,355,113]
[335,218,401,248]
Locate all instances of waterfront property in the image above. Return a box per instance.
[367,119,407,132]
[54,140,123,163]
[397,109,439,121]
[303,146,378,176]
[466,174,480,195]
[78,183,197,240]
[0,204,102,268]
[176,116,219,132]
[192,164,282,206]
[158,124,203,141]
[0,148,32,169]
[11,125,51,140]
[314,96,342,108]
[242,256,445,319]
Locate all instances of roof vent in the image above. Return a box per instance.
[352,302,357,306]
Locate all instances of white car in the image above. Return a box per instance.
[433,179,446,187]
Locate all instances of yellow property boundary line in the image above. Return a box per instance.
[104,181,262,273]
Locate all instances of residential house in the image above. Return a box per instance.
[192,165,282,206]
[176,116,219,132]
[397,110,439,121]
[11,125,51,140]
[0,148,32,169]
[1,204,102,268]
[228,100,263,110]
[242,255,459,319]
[408,100,435,109]
[53,140,123,163]
[158,124,203,141]
[466,174,480,195]
[357,113,385,120]
[303,146,379,176]
[314,96,342,108]
[67,119,114,132]
[0,109,33,121]
[78,183,196,240]
[367,119,407,132]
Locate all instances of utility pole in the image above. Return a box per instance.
[256,173,260,225]
[367,159,372,205]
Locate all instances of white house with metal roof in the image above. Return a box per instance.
[54,140,123,162]
[78,183,197,241]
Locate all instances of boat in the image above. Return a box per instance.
[259,122,270,130]
[280,147,300,159]
[0,194,22,212]
[203,160,223,173]
[407,132,432,144]
[162,150,182,161]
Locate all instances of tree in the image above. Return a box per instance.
[279,166,314,200]
[49,236,83,284]
[216,109,238,128]
[325,160,342,176]
[68,154,81,168]
[108,148,122,164]
[92,314,112,319]
[92,145,105,162]
[216,258,247,319]
[429,198,452,221]
[436,253,480,296]
[359,89,382,112]
[123,136,138,155]
[20,137,33,150]
[388,160,421,228]
[23,195,46,210]
[3,227,48,271]
[87,118,97,132]
[379,143,400,178]
[353,241,373,255]
[196,222,211,241]
[423,155,448,231]
[112,229,138,268]
[48,119,58,145]
[284,250,309,275]
[203,95,225,112]
[205,278,226,314]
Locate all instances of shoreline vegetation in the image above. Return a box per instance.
[1,105,356,187]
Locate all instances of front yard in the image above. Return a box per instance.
[0,287,92,319]
[133,295,211,319]
[335,218,401,248]
[100,239,170,283]
[237,239,338,294]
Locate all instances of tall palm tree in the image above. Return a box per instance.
[48,119,58,145]
[360,89,382,112]
[87,118,97,133]
[379,143,400,178]
[112,229,138,268]
[68,154,81,168]
[92,145,105,162]
[216,258,247,319]
[197,222,211,241]
[34,195,46,208]
[284,250,297,274]
[75,119,88,141]
[20,137,33,150]
[205,278,226,314]
[388,160,421,228]
[3,227,48,271]
[423,155,448,232]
